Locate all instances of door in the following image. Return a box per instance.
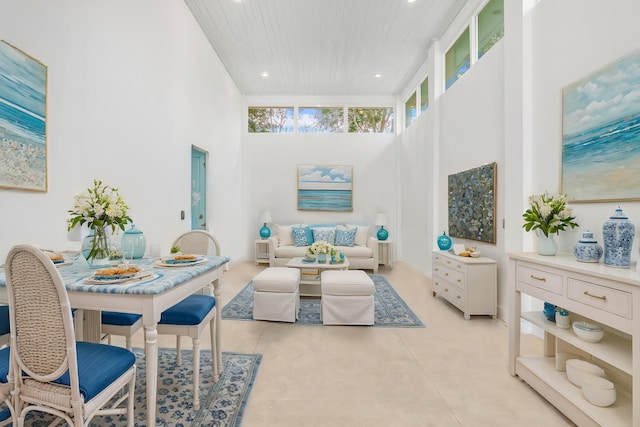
[191,146,207,230]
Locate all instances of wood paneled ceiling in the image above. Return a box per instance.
[185,0,468,96]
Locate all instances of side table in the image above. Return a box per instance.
[378,240,393,267]
[255,239,270,265]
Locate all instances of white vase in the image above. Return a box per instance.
[536,230,558,256]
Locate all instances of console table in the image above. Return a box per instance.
[508,252,639,427]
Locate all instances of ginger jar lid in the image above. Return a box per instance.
[579,230,597,243]
[609,207,628,220]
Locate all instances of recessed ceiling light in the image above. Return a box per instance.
[261,71,269,78]
[407,0,416,3]
[374,73,382,78]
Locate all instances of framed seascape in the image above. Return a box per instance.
[297,165,353,211]
[448,162,496,244]
[0,40,48,192]
[562,49,640,202]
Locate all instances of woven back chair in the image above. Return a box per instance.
[171,230,221,257]
[5,244,137,427]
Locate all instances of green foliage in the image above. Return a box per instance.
[347,107,394,133]
[522,192,579,237]
[248,107,292,133]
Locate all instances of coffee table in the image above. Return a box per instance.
[286,256,350,297]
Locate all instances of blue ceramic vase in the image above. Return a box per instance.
[602,207,635,268]
[573,230,603,263]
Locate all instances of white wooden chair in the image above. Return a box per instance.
[102,231,221,409]
[5,244,137,427]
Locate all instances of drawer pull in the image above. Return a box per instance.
[444,288,449,292]
[584,291,607,301]
[457,279,462,283]
[530,274,546,282]
[447,261,451,265]
[456,295,461,299]
[434,267,439,272]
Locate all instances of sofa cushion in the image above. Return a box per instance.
[312,228,336,245]
[346,225,370,247]
[292,226,313,246]
[274,245,311,258]
[277,225,294,247]
[335,228,357,246]
[336,245,373,258]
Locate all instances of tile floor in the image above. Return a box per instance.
[128,261,576,427]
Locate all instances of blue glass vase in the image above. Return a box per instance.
[121,224,146,259]
[259,223,271,239]
[437,231,452,251]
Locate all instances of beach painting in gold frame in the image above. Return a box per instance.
[562,49,640,202]
[0,40,48,191]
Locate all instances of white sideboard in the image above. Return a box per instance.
[432,251,497,320]
[508,252,640,427]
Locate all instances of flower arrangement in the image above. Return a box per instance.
[307,240,334,255]
[67,179,132,262]
[522,192,579,237]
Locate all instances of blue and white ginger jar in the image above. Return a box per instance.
[602,207,635,268]
[573,230,603,263]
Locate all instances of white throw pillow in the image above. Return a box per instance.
[277,225,294,247]
[346,225,370,247]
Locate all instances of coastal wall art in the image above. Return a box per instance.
[562,49,640,202]
[448,162,496,244]
[0,40,48,192]
[297,165,353,211]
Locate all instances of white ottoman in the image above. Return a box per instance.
[321,270,375,325]
[252,267,300,322]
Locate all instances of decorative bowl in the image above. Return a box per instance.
[469,251,481,258]
[572,321,604,343]
[582,376,616,407]
[565,359,605,388]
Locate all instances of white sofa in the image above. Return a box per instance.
[268,224,379,273]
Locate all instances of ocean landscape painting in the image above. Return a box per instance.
[297,165,353,211]
[562,49,640,202]
[0,40,47,191]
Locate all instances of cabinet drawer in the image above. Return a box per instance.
[433,264,465,290]
[517,264,563,295]
[434,279,465,310]
[437,256,466,273]
[567,278,632,319]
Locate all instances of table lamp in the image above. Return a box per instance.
[375,213,389,241]
[259,211,272,239]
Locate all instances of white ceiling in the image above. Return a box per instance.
[185,0,468,96]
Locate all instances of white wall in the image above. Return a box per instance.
[244,95,397,244]
[0,0,245,263]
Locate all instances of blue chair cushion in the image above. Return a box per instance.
[54,342,135,401]
[159,295,215,326]
[0,407,10,422]
[102,311,142,326]
[0,347,9,383]
[0,305,9,336]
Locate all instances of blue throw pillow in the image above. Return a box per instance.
[312,228,336,245]
[335,228,357,247]
[292,227,310,246]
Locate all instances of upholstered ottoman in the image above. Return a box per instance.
[252,267,300,322]
[320,270,375,325]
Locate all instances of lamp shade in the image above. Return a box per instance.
[258,211,272,224]
[375,213,388,227]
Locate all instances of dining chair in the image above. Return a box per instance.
[5,244,137,427]
[0,346,15,427]
[0,306,9,348]
[101,231,221,409]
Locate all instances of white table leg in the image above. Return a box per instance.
[214,281,222,375]
[144,324,159,427]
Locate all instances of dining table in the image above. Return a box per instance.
[0,252,230,427]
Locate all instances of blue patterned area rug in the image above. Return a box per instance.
[222,274,424,327]
[25,349,261,427]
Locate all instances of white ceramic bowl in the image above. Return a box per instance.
[582,376,616,407]
[469,251,481,258]
[572,321,604,343]
[565,359,605,387]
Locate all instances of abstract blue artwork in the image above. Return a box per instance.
[448,162,496,244]
[297,165,353,211]
[0,40,47,191]
[562,49,640,202]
